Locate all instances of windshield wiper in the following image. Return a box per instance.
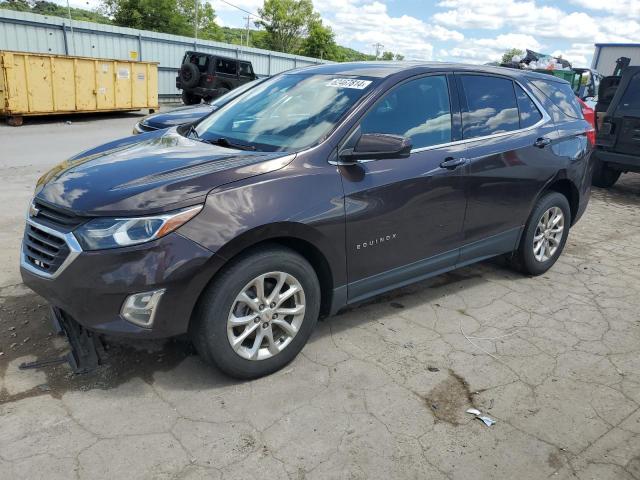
[206,137,256,151]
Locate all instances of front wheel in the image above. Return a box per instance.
[190,246,320,379]
[511,192,571,276]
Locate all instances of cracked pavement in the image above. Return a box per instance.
[1,115,640,479]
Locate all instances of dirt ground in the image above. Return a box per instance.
[1,113,640,479]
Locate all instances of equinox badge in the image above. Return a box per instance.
[356,233,398,250]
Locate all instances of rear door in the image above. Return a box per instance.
[455,73,559,264]
[214,58,238,85]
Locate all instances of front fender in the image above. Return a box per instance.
[178,160,347,288]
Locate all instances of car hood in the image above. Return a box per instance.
[141,104,215,129]
[35,128,295,216]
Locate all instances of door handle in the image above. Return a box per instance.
[440,157,468,169]
[534,137,552,148]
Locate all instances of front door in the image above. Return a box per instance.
[340,74,468,302]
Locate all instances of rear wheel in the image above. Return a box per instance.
[181,91,201,105]
[511,192,571,276]
[592,160,621,188]
[191,246,320,379]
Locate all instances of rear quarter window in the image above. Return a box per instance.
[531,79,583,119]
[515,84,543,128]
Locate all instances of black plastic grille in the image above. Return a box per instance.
[32,200,84,229]
[23,224,70,274]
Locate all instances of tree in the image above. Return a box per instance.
[1,0,112,23]
[101,0,191,35]
[0,0,31,12]
[256,0,318,53]
[101,0,221,39]
[502,48,524,64]
[379,51,404,61]
[381,51,394,60]
[299,19,336,60]
[177,0,222,40]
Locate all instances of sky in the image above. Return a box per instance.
[64,0,640,67]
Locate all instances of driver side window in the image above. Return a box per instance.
[360,75,452,149]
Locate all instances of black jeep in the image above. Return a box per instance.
[593,65,640,188]
[176,51,257,105]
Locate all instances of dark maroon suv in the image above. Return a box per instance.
[21,62,593,379]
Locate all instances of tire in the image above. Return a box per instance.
[179,63,200,89]
[214,87,230,99]
[511,192,571,276]
[592,160,621,188]
[190,246,321,379]
[181,91,201,105]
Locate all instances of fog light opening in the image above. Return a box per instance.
[121,289,165,328]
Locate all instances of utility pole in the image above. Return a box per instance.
[194,0,199,45]
[243,15,251,47]
[372,42,384,60]
[66,0,76,55]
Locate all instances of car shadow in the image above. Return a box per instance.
[0,258,517,403]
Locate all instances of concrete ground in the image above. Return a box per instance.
[1,112,640,480]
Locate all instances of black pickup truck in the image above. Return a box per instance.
[593,65,640,188]
[176,51,257,105]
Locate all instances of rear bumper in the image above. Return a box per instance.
[21,232,219,339]
[178,86,218,98]
[595,150,640,172]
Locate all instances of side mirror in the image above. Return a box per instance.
[340,133,412,162]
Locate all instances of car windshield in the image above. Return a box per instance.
[194,73,377,152]
[208,79,262,108]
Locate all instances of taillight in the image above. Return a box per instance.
[578,98,595,146]
[206,74,214,83]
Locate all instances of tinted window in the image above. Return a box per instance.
[460,75,519,139]
[531,79,583,119]
[515,84,543,128]
[360,75,452,149]
[618,73,640,111]
[187,54,209,72]
[216,58,237,75]
[239,62,253,78]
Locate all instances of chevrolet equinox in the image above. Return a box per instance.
[21,63,594,379]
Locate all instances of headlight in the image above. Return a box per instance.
[74,205,203,250]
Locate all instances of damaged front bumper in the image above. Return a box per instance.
[50,306,105,373]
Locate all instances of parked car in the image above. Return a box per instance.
[133,79,263,134]
[593,66,640,187]
[21,63,593,379]
[177,51,257,105]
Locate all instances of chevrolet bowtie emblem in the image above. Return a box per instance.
[29,202,40,218]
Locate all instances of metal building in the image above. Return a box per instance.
[592,43,640,75]
[0,9,328,101]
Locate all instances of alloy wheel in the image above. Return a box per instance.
[227,271,306,361]
[533,206,564,262]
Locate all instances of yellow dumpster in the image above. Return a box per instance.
[0,51,158,126]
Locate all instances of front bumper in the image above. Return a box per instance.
[21,230,218,339]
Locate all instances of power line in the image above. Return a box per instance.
[216,0,263,20]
